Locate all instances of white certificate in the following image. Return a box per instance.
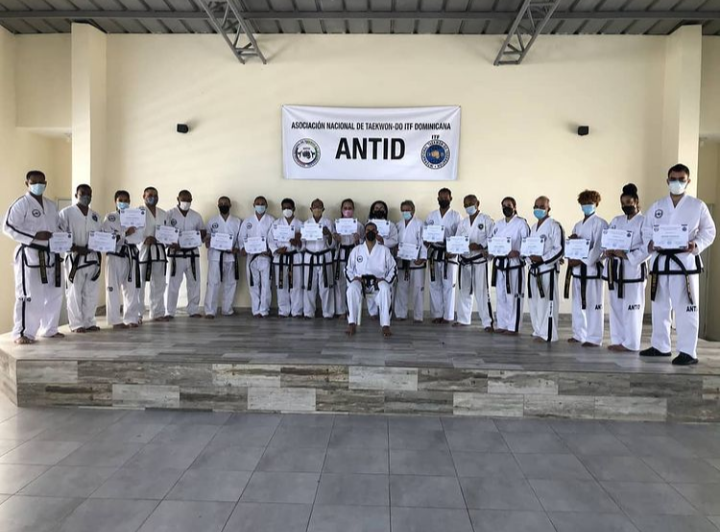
[397,242,420,261]
[369,219,390,237]
[210,232,233,251]
[301,222,324,241]
[244,236,267,255]
[653,224,689,250]
[88,231,116,253]
[155,225,179,246]
[273,225,295,242]
[119,208,146,228]
[521,236,544,257]
[335,218,357,236]
[488,237,512,257]
[565,238,590,259]
[179,230,202,249]
[446,236,470,255]
[50,232,73,254]
[601,229,633,250]
[423,225,445,243]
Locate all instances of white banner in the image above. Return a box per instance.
[282,105,461,181]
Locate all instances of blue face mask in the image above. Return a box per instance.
[465,205,477,216]
[533,208,547,220]
[581,204,596,216]
[29,183,46,196]
[402,211,412,221]
[145,196,157,206]
[254,205,266,215]
[117,202,130,211]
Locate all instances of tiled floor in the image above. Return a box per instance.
[1,396,720,532]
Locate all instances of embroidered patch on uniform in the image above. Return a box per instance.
[31,209,41,218]
[357,256,364,262]
[170,218,177,226]
[427,220,435,225]
[107,214,116,222]
[478,224,484,230]
[92,214,98,222]
[107,287,114,292]
[247,223,253,229]
[655,209,663,219]
[212,223,219,229]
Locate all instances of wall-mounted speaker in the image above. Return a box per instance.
[577,126,590,136]
[177,124,189,134]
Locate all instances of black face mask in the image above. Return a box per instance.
[366,231,377,242]
[622,205,636,216]
[502,206,514,218]
[438,199,450,209]
[372,210,387,220]
[219,205,230,215]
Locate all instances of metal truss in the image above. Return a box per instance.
[494,0,562,66]
[194,0,266,64]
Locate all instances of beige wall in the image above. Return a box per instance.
[701,37,720,139]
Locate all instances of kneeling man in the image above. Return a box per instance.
[346,222,398,337]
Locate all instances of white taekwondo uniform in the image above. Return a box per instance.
[138,205,168,321]
[239,213,275,317]
[166,207,205,317]
[204,213,242,317]
[3,193,64,340]
[425,209,462,321]
[394,216,426,322]
[269,216,304,317]
[567,214,608,345]
[455,212,494,327]
[334,218,364,317]
[59,204,103,331]
[491,215,530,333]
[346,241,398,328]
[302,216,336,319]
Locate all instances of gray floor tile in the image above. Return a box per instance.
[315,473,390,506]
[190,441,265,471]
[390,428,449,451]
[224,502,312,532]
[123,443,206,469]
[0,463,49,494]
[149,423,220,446]
[240,472,320,504]
[515,453,593,481]
[167,411,232,425]
[529,479,621,513]
[226,413,282,428]
[166,468,251,502]
[19,465,117,497]
[0,416,64,441]
[600,481,699,515]
[549,420,611,435]
[0,495,8,505]
[708,515,720,529]
[59,441,144,467]
[137,500,234,532]
[605,422,678,438]
[333,415,388,431]
[212,424,278,447]
[0,495,83,532]
[91,421,167,444]
[560,434,632,456]
[257,447,326,473]
[642,457,720,483]
[330,427,389,449]
[495,419,554,433]
[308,504,390,532]
[390,450,456,476]
[440,417,498,432]
[617,435,693,458]
[445,430,509,452]
[548,511,640,532]
[580,456,664,483]
[469,510,556,532]
[59,498,158,532]
[280,414,335,428]
[118,410,178,425]
[268,426,332,450]
[0,440,82,465]
[461,477,543,511]
[0,440,21,458]
[323,447,389,474]
[672,483,720,515]
[503,433,570,454]
[451,452,525,478]
[390,475,465,509]
[630,514,719,532]
[389,416,443,431]
[391,506,472,532]
[90,467,185,499]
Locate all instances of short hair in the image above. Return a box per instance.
[178,189,191,197]
[668,163,690,177]
[400,200,415,211]
[254,195,267,203]
[218,196,231,203]
[621,183,639,203]
[114,190,130,201]
[26,170,46,181]
[464,194,478,204]
[143,186,158,195]
[577,190,601,205]
[281,198,295,209]
[76,184,91,194]
[365,222,378,231]
[438,188,452,196]
[501,196,517,208]
[341,198,355,209]
[311,198,324,208]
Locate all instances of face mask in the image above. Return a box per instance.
[179,201,191,211]
[502,206,514,218]
[622,205,636,216]
[218,205,230,215]
[402,211,413,221]
[533,208,547,220]
[581,204,596,216]
[117,202,130,211]
[366,231,377,242]
[78,195,91,207]
[312,208,323,218]
[254,205,266,215]
[282,209,294,219]
[372,210,387,220]
[342,209,354,218]
[669,180,687,195]
[29,183,46,196]
[145,196,157,206]
[465,206,477,216]
[438,199,450,209]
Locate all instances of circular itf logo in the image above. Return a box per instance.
[421,139,450,170]
[293,139,321,168]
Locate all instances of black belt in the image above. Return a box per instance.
[18,244,62,288]
[273,251,299,290]
[428,245,457,282]
[564,262,603,310]
[66,251,102,284]
[528,263,559,299]
[650,251,702,305]
[305,249,334,291]
[335,245,355,281]
[492,257,524,294]
[169,248,199,281]
[458,254,487,296]
[109,244,140,288]
[606,255,647,299]
[361,275,379,295]
[140,243,168,282]
[217,251,240,283]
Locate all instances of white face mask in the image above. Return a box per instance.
[669,180,687,195]
[179,201,191,211]
[282,209,294,219]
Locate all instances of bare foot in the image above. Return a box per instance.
[337,314,347,320]
[382,326,392,337]
[205,315,216,320]
[396,318,407,322]
[370,315,379,321]
[113,324,128,330]
[346,323,357,336]
[165,316,174,321]
[614,345,632,352]
[48,332,65,338]
[152,317,167,322]
[494,328,507,334]
[14,336,34,345]
[190,314,203,318]
[568,338,580,343]
[72,328,87,334]
[128,323,139,328]
[86,326,101,332]
[533,336,547,343]
[582,342,600,348]
[441,319,453,324]
[484,326,494,332]
[607,344,622,351]
[432,318,443,324]
[503,330,519,336]
[413,320,423,324]
[453,322,468,328]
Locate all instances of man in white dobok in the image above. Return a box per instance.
[270,198,304,318]
[138,187,169,322]
[240,196,275,318]
[394,200,426,323]
[346,222,398,337]
[640,164,716,366]
[204,196,242,318]
[302,198,336,319]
